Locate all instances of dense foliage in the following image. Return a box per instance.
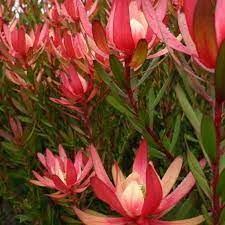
[0,0,225,225]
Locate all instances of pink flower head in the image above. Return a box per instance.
[30,144,93,198]
[63,0,97,22]
[1,23,48,62]
[178,0,225,70]
[50,65,96,112]
[74,140,205,225]
[104,0,167,56]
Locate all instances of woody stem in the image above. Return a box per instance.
[125,58,173,161]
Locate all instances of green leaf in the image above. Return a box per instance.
[15,214,33,223]
[148,78,169,112]
[1,142,19,152]
[215,40,225,102]
[109,54,125,87]
[201,115,216,161]
[175,84,200,134]
[217,168,225,203]
[220,208,225,225]
[106,95,134,118]
[18,116,33,123]
[148,87,155,126]
[201,204,213,225]
[169,114,181,153]
[220,154,225,172]
[175,194,197,219]
[94,60,111,84]
[187,151,211,199]
[94,61,126,97]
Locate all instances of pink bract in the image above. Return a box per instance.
[50,65,96,112]
[74,140,205,225]
[30,144,93,199]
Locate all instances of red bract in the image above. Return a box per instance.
[61,31,91,61]
[48,29,93,67]
[30,145,93,199]
[50,65,96,112]
[0,5,2,30]
[45,3,61,27]
[0,116,23,146]
[63,0,97,23]
[74,140,205,225]
[0,23,48,64]
[92,0,167,58]
[177,0,225,70]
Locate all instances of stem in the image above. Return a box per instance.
[213,100,223,224]
[146,126,174,161]
[83,103,93,142]
[125,58,138,114]
[125,57,173,161]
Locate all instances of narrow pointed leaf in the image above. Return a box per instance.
[187,151,211,199]
[106,95,134,118]
[109,54,125,87]
[169,115,181,153]
[175,84,200,134]
[201,115,216,162]
[217,168,225,203]
[94,61,126,97]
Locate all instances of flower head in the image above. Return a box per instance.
[92,0,167,57]
[74,140,205,225]
[50,65,96,112]
[30,144,92,199]
[1,23,48,64]
[178,0,225,70]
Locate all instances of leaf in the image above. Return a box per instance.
[148,77,170,112]
[1,142,19,152]
[201,204,213,225]
[175,194,197,219]
[135,57,163,89]
[15,214,32,223]
[106,95,134,118]
[220,208,225,225]
[175,84,200,134]
[169,114,181,153]
[220,154,225,173]
[201,115,216,162]
[18,116,33,124]
[148,87,155,127]
[130,39,148,69]
[109,54,125,87]
[187,151,211,199]
[94,61,127,97]
[217,168,225,203]
[215,40,225,102]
